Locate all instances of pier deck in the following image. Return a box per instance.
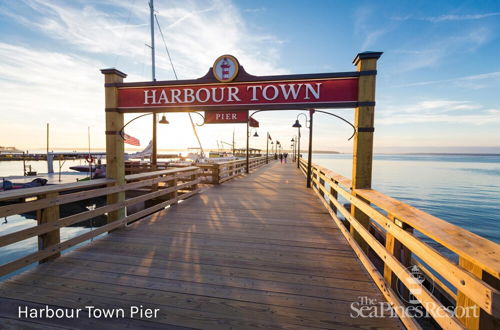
[0,162,402,329]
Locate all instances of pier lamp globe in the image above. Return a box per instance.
[253,131,259,137]
[159,114,169,124]
[292,120,302,128]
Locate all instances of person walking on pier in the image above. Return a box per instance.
[279,153,283,164]
[284,153,288,163]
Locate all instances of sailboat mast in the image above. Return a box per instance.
[150,0,158,168]
[150,0,156,81]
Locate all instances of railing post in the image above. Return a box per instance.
[383,214,413,300]
[37,192,61,263]
[101,68,126,228]
[213,164,220,184]
[350,52,382,253]
[168,174,178,205]
[191,170,199,191]
[456,258,498,329]
[329,180,338,215]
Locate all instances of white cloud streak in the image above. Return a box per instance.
[394,71,500,88]
[378,100,500,125]
[0,0,287,149]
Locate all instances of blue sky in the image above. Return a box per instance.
[0,0,499,153]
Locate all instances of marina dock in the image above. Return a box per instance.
[0,53,498,329]
[0,162,401,329]
[0,157,498,329]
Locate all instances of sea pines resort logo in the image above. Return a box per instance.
[350,265,479,320]
[18,305,160,320]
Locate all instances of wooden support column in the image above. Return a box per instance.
[350,51,382,252]
[37,192,60,263]
[213,164,220,184]
[383,214,413,300]
[101,68,127,227]
[456,258,500,329]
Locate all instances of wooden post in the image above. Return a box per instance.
[213,164,220,184]
[350,51,382,252]
[101,68,126,227]
[169,175,178,205]
[306,110,314,188]
[383,214,413,301]
[37,192,61,263]
[246,120,250,174]
[152,113,157,170]
[456,258,499,329]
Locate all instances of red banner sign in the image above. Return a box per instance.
[249,117,259,128]
[117,78,358,111]
[204,110,248,124]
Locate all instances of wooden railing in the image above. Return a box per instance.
[0,167,201,278]
[198,156,270,184]
[125,161,170,174]
[299,158,500,330]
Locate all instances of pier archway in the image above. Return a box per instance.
[101,51,382,250]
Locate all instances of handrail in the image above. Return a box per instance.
[299,157,500,329]
[0,178,114,202]
[0,167,201,278]
[125,166,200,181]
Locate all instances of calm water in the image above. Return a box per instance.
[1,154,499,280]
[0,159,101,280]
[313,153,500,244]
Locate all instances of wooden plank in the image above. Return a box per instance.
[326,186,464,329]
[125,167,200,181]
[0,162,401,329]
[0,178,114,202]
[36,191,60,263]
[319,176,500,317]
[0,178,199,247]
[0,281,371,330]
[355,188,500,280]
[310,183,422,330]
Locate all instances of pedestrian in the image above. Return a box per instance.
[284,153,288,163]
[279,153,283,164]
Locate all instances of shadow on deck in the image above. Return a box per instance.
[0,162,402,329]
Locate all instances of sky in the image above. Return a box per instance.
[0,0,499,153]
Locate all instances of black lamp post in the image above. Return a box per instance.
[246,126,259,174]
[291,109,356,188]
[293,113,308,169]
[291,110,314,188]
[266,132,271,164]
[291,138,295,162]
[119,112,170,168]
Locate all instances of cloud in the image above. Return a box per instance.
[378,100,500,125]
[394,71,500,88]
[425,12,500,22]
[2,0,286,78]
[0,0,288,149]
[353,7,393,51]
[392,11,500,22]
[394,27,493,72]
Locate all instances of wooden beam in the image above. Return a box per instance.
[102,68,126,228]
[350,51,382,252]
[457,257,500,329]
[36,192,60,263]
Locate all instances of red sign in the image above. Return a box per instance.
[204,110,248,124]
[117,78,358,111]
[249,117,259,128]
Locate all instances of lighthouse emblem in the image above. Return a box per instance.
[213,55,239,82]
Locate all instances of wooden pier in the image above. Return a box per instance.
[0,162,402,329]
[1,51,499,329]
